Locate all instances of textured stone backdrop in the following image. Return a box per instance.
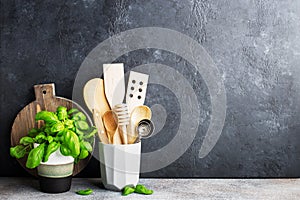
[1,0,300,177]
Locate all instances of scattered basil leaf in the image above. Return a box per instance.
[76,188,93,195]
[122,186,135,196]
[134,184,153,195]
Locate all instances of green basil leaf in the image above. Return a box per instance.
[57,106,68,121]
[76,129,85,137]
[44,126,52,135]
[72,112,86,121]
[67,108,79,115]
[134,184,153,195]
[75,120,89,131]
[57,129,66,137]
[35,111,59,124]
[62,129,71,143]
[20,137,35,145]
[81,141,92,152]
[60,144,71,156]
[122,186,135,196]
[34,133,46,144]
[50,122,64,133]
[28,128,39,137]
[47,135,53,143]
[10,145,29,159]
[78,149,89,159]
[35,132,47,143]
[84,127,97,139]
[53,135,61,142]
[76,188,93,195]
[43,142,60,162]
[64,119,74,129]
[26,143,45,169]
[64,130,80,157]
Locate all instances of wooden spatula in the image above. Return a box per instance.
[103,63,125,109]
[11,83,93,176]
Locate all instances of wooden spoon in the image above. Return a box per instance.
[102,110,119,144]
[83,78,110,144]
[128,105,152,144]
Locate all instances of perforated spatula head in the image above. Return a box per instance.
[125,71,149,113]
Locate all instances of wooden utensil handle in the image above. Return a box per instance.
[93,109,109,144]
[119,125,128,144]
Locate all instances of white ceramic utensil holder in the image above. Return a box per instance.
[98,142,141,191]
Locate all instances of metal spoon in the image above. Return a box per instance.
[135,119,155,143]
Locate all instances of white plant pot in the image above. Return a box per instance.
[34,143,74,178]
[99,142,141,191]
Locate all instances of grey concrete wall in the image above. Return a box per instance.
[1,0,300,177]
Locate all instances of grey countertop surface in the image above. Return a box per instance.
[0,178,300,200]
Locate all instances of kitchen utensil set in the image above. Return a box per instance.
[83,63,154,145]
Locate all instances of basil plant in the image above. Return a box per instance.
[10,106,96,169]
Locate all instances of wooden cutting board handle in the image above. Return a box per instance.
[34,84,56,107]
[11,83,93,177]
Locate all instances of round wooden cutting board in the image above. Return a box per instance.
[11,83,94,176]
